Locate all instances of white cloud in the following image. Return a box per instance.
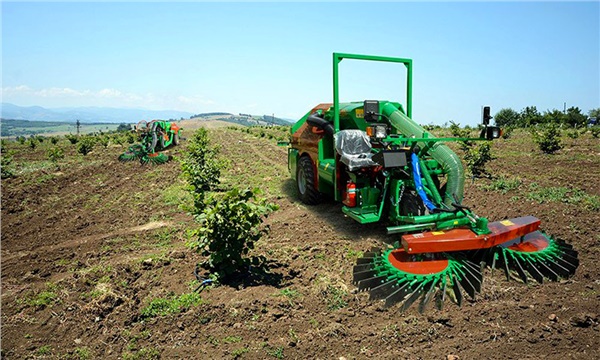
[1,85,216,113]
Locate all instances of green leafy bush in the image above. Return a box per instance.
[464,142,494,178]
[1,152,15,179]
[97,136,110,148]
[188,188,278,280]
[47,147,65,163]
[77,137,95,156]
[49,136,60,145]
[531,123,562,154]
[590,126,600,138]
[181,128,223,209]
[28,137,37,150]
[501,126,514,139]
[65,134,79,145]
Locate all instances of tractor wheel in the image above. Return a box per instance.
[297,156,321,205]
[173,132,180,146]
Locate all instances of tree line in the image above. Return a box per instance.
[494,106,599,128]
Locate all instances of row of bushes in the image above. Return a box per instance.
[180,128,278,281]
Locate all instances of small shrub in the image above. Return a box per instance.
[181,128,224,209]
[49,136,60,145]
[1,152,15,179]
[77,137,95,156]
[65,134,79,145]
[566,129,580,139]
[590,126,600,138]
[464,142,494,178]
[97,136,110,148]
[501,126,514,139]
[28,137,37,150]
[36,135,45,143]
[17,136,26,145]
[47,147,65,163]
[187,188,278,280]
[531,123,562,154]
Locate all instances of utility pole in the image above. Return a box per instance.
[563,102,566,114]
[76,119,81,136]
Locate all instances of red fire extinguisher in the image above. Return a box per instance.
[343,181,357,207]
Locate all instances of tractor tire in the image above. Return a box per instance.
[297,156,321,205]
[173,132,180,146]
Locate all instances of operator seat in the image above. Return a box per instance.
[334,130,377,171]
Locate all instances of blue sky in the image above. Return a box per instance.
[2,2,599,126]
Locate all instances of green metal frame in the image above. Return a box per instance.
[332,53,413,199]
[333,53,413,132]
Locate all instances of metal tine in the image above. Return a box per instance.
[418,280,438,313]
[363,252,379,258]
[554,256,578,273]
[450,274,463,306]
[559,252,580,266]
[353,264,374,273]
[555,239,572,249]
[369,280,399,300]
[356,257,375,265]
[510,257,529,284]
[559,248,579,258]
[464,260,484,282]
[544,258,571,278]
[500,250,511,281]
[536,261,559,281]
[369,247,382,254]
[357,275,388,291]
[384,282,412,308]
[401,282,426,313]
[458,273,477,299]
[461,263,482,292]
[436,278,447,311]
[353,270,379,283]
[523,258,544,284]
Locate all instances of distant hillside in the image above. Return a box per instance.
[1,118,119,137]
[191,113,293,127]
[0,103,193,123]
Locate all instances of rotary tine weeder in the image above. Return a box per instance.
[119,119,180,165]
[287,53,579,313]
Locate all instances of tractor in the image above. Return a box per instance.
[287,53,579,312]
[119,120,181,165]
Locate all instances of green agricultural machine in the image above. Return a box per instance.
[288,53,579,312]
[119,120,181,165]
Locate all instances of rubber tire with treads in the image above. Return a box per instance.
[297,156,321,205]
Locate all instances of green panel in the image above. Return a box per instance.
[342,206,380,224]
[288,148,298,179]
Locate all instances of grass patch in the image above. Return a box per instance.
[325,285,348,311]
[223,335,243,344]
[140,292,204,318]
[161,182,193,209]
[23,283,60,308]
[232,347,249,358]
[37,345,52,355]
[274,288,302,306]
[122,347,160,360]
[480,175,522,194]
[266,346,284,359]
[526,183,600,210]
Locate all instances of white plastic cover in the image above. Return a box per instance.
[334,130,377,171]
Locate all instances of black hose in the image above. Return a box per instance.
[306,114,334,135]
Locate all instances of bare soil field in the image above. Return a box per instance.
[2,126,599,359]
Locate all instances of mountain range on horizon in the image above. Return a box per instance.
[0,103,195,124]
